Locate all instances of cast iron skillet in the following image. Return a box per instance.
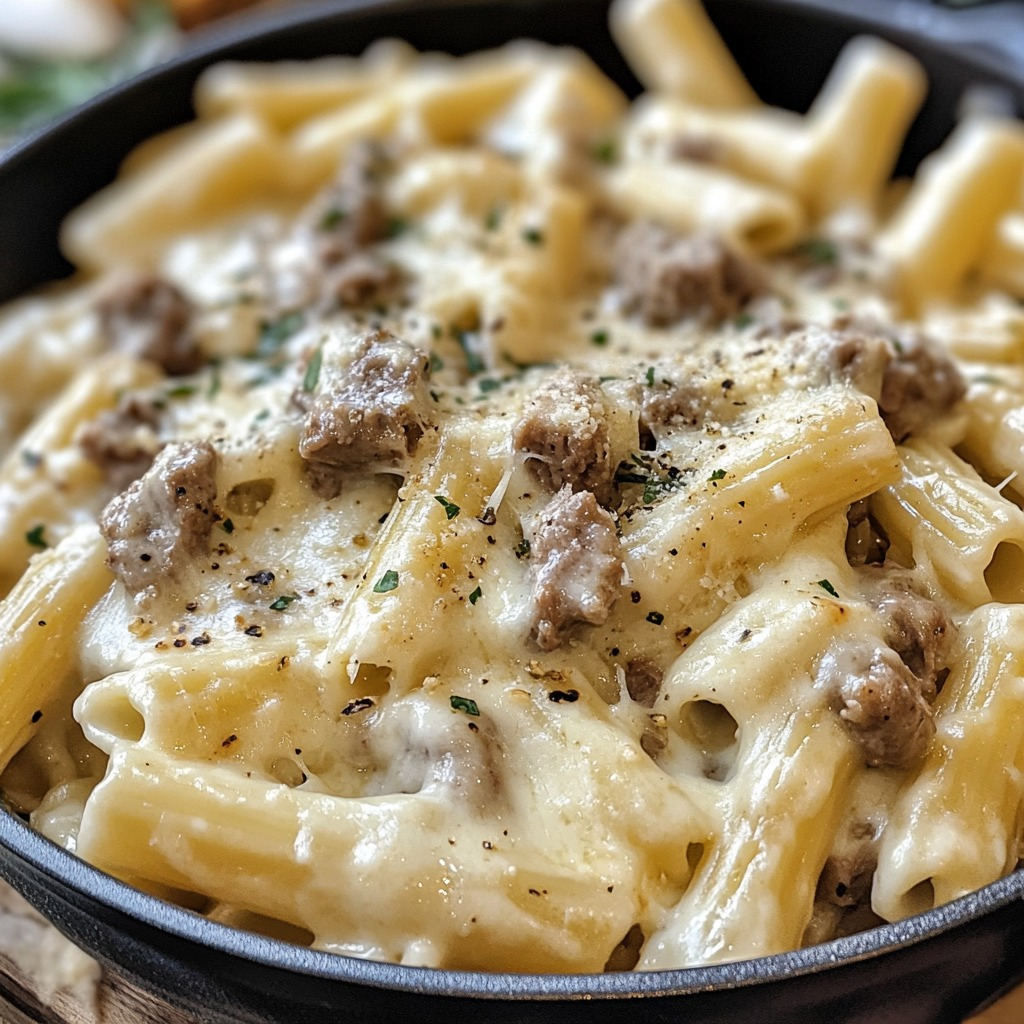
[1,1,1024,1021]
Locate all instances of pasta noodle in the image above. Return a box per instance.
[1,0,1024,977]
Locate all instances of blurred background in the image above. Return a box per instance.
[0,0,280,149]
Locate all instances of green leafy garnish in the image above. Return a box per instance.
[733,313,754,329]
[374,570,399,593]
[302,347,323,392]
[25,524,47,549]
[590,329,609,347]
[455,331,486,375]
[166,384,197,399]
[221,518,235,535]
[591,138,618,165]
[478,378,503,394]
[514,538,531,559]
[484,206,503,231]
[521,227,544,246]
[645,366,655,387]
[450,695,480,716]
[319,207,346,231]
[469,586,483,605]
[435,495,461,520]
[709,469,726,482]
[797,237,838,266]
[816,579,839,598]
[269,595,297,611]
[258,311,305,358]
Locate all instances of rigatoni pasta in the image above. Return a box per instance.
[1,0,1024,977]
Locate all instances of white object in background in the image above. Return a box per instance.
[0,0,126,61]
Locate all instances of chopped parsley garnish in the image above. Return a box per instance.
[435,495,461,520]
[645,366,655,386]
[614,453,685,505]
[258,311,305,357]
[166,384,197,399]
[319,206,346,230]
[20,450,42,468]
[478,377,503,394]
[591,138,618,165]
[590,329,609,347]
[646,611,665,625]
[797,237,839,266]
[25,524,47,549]
[207,361,222,399]
[221,518,235,534]
[269,594,297,611]
[733,313,754,329]
[971,374,1004,386]
[450,695,480,716]
[521,227,544,246]
[485,206,503,231]
[455,330,486,375]
[302,347,323,392]
[816,579,839,598]
[514,537,531,559]
[386,216,409,239]
[709,468,726,482]
[468,585,483,605]
[429,352,444,373]
[374,569,400,593]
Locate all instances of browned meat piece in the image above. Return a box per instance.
[614,221,764,326]
[863,571,956,693]
[313,142,390,264]
[327,253,401,308]
[877,330,966,443]
[529,486,623,650]
[299,329,432,475]
[77,393,164,492]
[844,498,890,567]
[96,273,202,376]
[513,370,612,502]
[821,646,936,769]
[787,324,891,399]
[817,825,877,908]
[100,441,219,594]
[640,370,707,433]
[624,657,663,707]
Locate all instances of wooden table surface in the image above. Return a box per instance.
[0,878,1020,1024]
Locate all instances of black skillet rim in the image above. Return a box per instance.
[1,0,1023,1002]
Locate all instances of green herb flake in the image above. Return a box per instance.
[429,352,444,373]
[590,329,609,347]
[435,495,461,520]
[269,594,297,611]
[709,468,726,482]
[971,374,1005,386]
[521,227,544,247]
[646,611,665,625]
[733,313,754,329]
[455,331,486,375]
[468,585,483,605]
[386,217,409,239]
[319,206,346,231]
[645,366,655,387]
[221,518,235,535]
[374,570,400,593]
[166,384,197,399]
[25,524,47,549]
[258,311,305,357]
[478,377,503,394]
[591,138,618,165]
[514,538,531,559]
[450,695,480,716]
[816,579,840,599]
[302,347,324,392]
[797,237,839,266]
[207,361,222,399]
[484,206,503,231]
